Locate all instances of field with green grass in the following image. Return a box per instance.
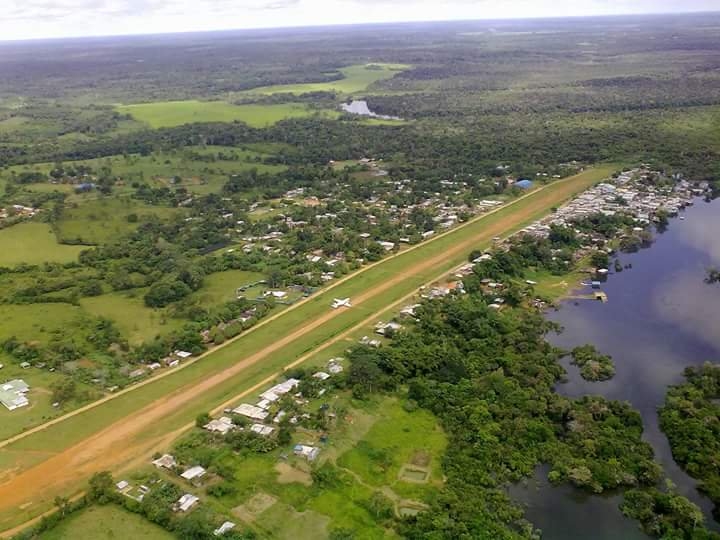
[79,291,184,345]
[38,505,174,540]
[337,398,446,498]
[117,100,336,128]
[0,303,87,345]
[0,223,85,266]
[247,63,410,95]
[190,269,265,307]
[56,197,179,245]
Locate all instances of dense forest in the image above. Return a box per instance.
[660,364,720,521]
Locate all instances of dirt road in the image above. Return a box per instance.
[0,170,607,536]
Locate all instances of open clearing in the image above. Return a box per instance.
[189,269,266,307]
[0,166,617,533]
[79,292,184,345]
[117,100,337,128]
[37,505,173,540]
[57,197,179,245]
[247,63,410,95]
[0,223,85,266]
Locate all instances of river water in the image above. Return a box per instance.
[340,100,401,120]
[510,198,720,539]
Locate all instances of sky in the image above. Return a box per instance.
[2,0,719,41]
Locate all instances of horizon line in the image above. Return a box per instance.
[0,9,718,45]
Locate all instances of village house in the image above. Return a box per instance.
[175,493,199,513]
[204,416,235,435]
[181,465,206,482]
[232,403,269,421]
[293,444,320,461]
[0,379,29,411]
[152,454,178,470]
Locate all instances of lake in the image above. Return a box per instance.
[340,100,401,120]
[511,198,720,538]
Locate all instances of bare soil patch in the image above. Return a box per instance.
[274,462,312,486]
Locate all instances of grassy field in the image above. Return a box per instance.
[0,166,618,530]
[337,398,446,498]
[38,505,173,540]
[56,197,179,245]
[79,292,184,345]
[0,223,85,266]
[117,100,337,128]
[190,269,265,307]
[247,63,410,95]
[0,303,87,345]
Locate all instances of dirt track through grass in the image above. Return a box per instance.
[0,166,616,535]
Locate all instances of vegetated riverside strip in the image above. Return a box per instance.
[0,166,614,531]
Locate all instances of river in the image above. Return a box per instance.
[510,198,720,539]
[340,100,401,120]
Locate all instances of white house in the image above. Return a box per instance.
[232,403,269,421]
[175,493,199,512]
[0,379,29,411]
[181,466,206,482]
[204,417,235,435]
[152,454,177,470]
[214,521,236,536]
[293,444,320,461]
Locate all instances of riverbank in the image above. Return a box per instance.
[514,197,720,538]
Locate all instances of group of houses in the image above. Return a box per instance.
[519,168,698,240]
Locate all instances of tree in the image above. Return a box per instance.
[144,279,192,307]
[87,471,114,504]
[50,378,77,404]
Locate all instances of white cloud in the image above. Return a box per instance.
[0,0,717,40]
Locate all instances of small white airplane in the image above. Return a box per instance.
[331,298,352,309]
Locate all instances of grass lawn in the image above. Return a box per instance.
[190,270,265,308]
[80,291,184,345]
[247,63,411,95]
[524,267,589,301]
[337,397,446,498]
[0,223,85,266]
[117,100,337,128]
[56,197,179,245]
[0,303,87,345]
[38,504,174,540]
[254,501,330,540]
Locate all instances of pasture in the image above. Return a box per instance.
[56,197,179,245]
[117,100,336,128]
[38,505,174,540]
[337,398,446,498]
[190,269,266,307]
[79,291,184,345]
[247,63,410,95]
[0,303,87,346]
[0,223,85,266]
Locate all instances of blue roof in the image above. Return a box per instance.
[515,179,533,189]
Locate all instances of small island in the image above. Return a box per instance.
[571,344,616,381]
